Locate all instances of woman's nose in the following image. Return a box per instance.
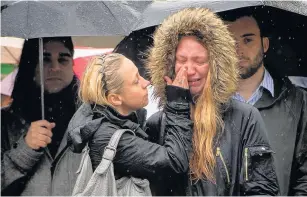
[142,78,151,88]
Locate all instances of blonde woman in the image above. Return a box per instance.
[67,53,193,190]
[146,8,279,195]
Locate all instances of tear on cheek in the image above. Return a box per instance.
[174,65,181,74]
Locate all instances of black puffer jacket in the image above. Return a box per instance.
[68,86,193,183]
[146,99,279,196]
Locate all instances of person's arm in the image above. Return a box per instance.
[1,135,43,194]
[1,119,53,195]
[240,107,279,195]
[90,85,193,179]
[289,89,307,195]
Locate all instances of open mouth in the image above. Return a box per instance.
[188,79,201,86]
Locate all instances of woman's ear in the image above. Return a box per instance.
[107,93,122,106]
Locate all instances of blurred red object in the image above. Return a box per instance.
[73,47,113,79]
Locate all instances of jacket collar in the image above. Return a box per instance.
[254,76,293,109]
[93,104,149,139]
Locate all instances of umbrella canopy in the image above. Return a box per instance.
[134,0,307,30]
[115,2,307,78]
[1,1,152,38]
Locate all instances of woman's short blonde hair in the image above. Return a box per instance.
[79,53,125,106]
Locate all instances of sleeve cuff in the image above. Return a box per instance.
[9,136,44,172]
[166,85,192,103]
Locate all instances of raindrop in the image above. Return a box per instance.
[299,64,301,67]
[268,10,270,13]
[130,37,133,41]
[125,45,127,49]
[259,153,263,156]
[299,58,302,62]
[48,107,53,112]
[278,37,281,40]
[289,37,291,40]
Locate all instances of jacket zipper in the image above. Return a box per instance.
[244,147,248,181]
[51,147,70,193]
[216,147,230,183]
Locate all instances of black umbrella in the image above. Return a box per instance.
[1,0,153,119]
[114,3,307,79]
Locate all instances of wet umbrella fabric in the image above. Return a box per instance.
[1,1,152,38]
[134,0,307,31]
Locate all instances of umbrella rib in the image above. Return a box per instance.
[101,1,128,35]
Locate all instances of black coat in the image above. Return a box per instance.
[254,77,307,195]
[68,86,193,187]
[146,99,280,196]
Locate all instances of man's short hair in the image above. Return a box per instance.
[219,6,269,37]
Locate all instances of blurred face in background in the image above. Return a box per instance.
[34,41,74,93]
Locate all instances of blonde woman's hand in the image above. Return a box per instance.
[164,67,189,89]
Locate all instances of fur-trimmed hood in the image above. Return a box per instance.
[146,8,239,107]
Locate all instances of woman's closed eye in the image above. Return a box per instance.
[134,78,139,84]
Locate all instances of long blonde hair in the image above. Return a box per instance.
[190,72,226,182]
[79,53,125,106]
